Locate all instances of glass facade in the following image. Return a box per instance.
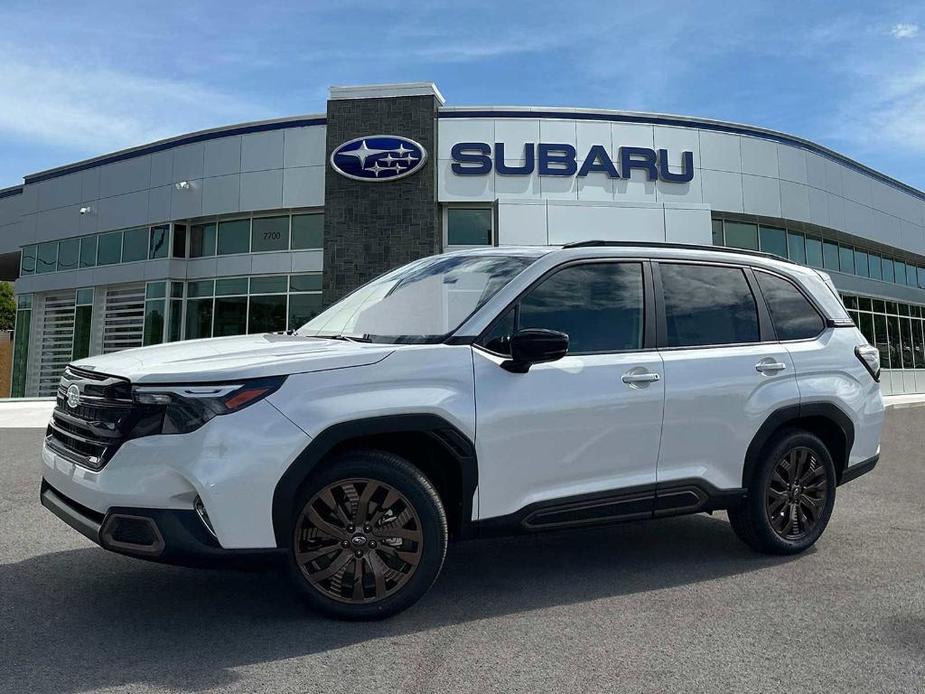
[843,294,925,373]
[447,208,493,246]
[713,218,925,289]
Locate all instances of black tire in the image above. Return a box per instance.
[287,449,447,620]
[728,428,837,555]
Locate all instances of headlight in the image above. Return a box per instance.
[131,376,286,435]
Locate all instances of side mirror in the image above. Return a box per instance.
[502,329,569,373]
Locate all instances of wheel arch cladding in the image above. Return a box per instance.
[271,414,477,547]
[743,403,854,487]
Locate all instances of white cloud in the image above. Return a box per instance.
[0,49,275,164]
[890,23,920,39]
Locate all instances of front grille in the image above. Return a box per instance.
[47,365,137,471]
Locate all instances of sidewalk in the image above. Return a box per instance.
[2,393,924,429]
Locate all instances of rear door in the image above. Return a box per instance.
[654,261,800,491]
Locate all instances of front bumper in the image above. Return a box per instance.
[41,480,285,568]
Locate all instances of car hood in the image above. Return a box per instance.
[71,334,395,384]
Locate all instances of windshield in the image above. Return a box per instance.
[298,254,537,343]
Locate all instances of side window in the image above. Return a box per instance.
[660,263,759,347]
[755,271,825,340]
[516,262,644,354]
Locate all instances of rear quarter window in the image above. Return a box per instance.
[755,271,825,340]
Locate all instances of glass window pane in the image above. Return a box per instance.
[854,250,869,277]
[289,293,323,330]
[97,232,122,265]
[919,268,925,290]
[913,319,925,369]
[217,219,250,255]
[143,300,165,346]
[12,309,31,397]
[839,245,854,274]
[57,238,79,271]
[251,216,289,252]
[882,258,895,283]
[172,224,187,258]
[21,245,36,275]
[787,232,805,264]
[248,295,287,334]
[289,273,323,292]
[759,226,787,257]
[887,315,902,368]
[858,297,872,312]
[185,298,213,339]
[823,241,840,270]
[187,280,214,298]
[908,264,919,287]
[214,296,248,337]
[724,222,758,250]
[901,317,914,369]
[874,314,889,369]
[17,294,32,309]
[712,219,724,246]
[805,237,823,268]
[250,275,287,294]
[149,225,169,259]
[518,263,644,353]
[869,254,882,280]
[447,208,492,246]
[122,227,148,262]
[755,271,824,340]
[189,223,216,258]
[660,263,759,347]
[843,295,859,310]
[895,261,907,285]
[170,281,184,299]
[899,303,910,316]
[145,282,166,300]
[79,236,97,268]
[167,300,182,342]
[292,213,323,249]
[886,301,898,315]
[75,288,94,305]
[36,242,57,273]
[858,312,874,346]
[215,277,249,296]
[872,299,886,313]
[72,305,92,360]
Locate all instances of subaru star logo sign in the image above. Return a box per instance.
[330,135,427,182]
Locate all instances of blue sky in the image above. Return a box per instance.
[1,1,924,189]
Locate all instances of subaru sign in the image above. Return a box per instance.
[330,135,427,181]
[451,142,694,182]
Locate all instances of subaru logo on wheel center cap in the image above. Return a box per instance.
[351,535,368,547]
[330,135,427,182]
[66,384,80,409]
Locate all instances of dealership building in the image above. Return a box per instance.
[2,81,925,397]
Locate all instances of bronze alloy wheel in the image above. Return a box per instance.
[293,478,424,604]
[765,446,829,540]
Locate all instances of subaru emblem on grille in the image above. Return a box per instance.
[66,384,80,409]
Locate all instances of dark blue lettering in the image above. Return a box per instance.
[496,143,535,175]
[620,147,658,180]
[451,142,492,175]
[577,145,619,178]
[657,149,694,183]
[538,143,577,176]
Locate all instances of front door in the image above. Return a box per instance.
[473,260,665,521]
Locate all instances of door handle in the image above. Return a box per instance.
[755,360,787,373]
[622,371,661,384]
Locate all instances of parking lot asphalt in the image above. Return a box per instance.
[1,409,923,694]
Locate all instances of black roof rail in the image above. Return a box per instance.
[560,240,799,265]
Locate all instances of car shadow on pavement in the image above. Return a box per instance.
[0,512,799,693]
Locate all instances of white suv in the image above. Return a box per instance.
[40,242,884,619]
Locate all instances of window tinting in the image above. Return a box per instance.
[755,271,824,341]
[447,208,492,246]
[882,258,895,283]
[712,219,723,246]
[291,214,323,249]
[121,227,148,262]
[869,254,882,280]
[79,236,97,268]
[854,250,869,277]
[20,245,36,274]
[172,224,187,258]
[251,216,289,252]
[517,263,644,354]
[189,223,216,258]
[787,233,806,265]
[660,263,759,347]
[823,241,840,271]
[218,219,250,255]
[97,232,122,265]
[759,226,787,258]
[149,225,169,259]
[724,222,758,251]
[36,242,57,273]
[214,297,248,336]
[805,236,823,268]
[839,246,854,274]
[289,293,323,329]
[57,238,79,271]
[248,295,287,334]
